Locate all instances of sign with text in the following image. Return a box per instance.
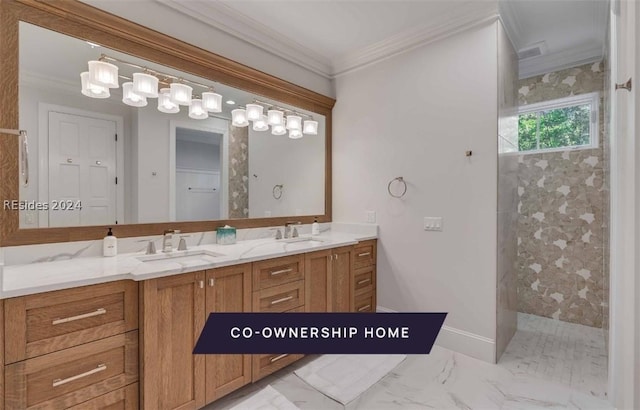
[193,312,447,355]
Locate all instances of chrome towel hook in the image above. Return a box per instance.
[387,176,407,198]
[273,184,283,199]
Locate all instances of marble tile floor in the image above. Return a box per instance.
[205,324,612,410]
[498,313,608,400]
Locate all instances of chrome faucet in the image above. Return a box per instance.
[162,230,175,253]
[284,221,301,239]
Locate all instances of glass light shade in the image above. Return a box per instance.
[231,109,249,127]
[169,83,193,106]
[253,115,269,132]
[157,88,179,113]
[132,72,159,98]
[88,60,119,88]
[286,115,302,130]
[303,120,319,135]
[80,72,110,99]
[271,122,287,135]
[202,92,222,113]
[122,82,147,107]
[267,110,284,126]
[289,129,303,139]
[188,99,208,120]
[245,104,263,122]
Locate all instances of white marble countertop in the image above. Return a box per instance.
[1,229,376,299]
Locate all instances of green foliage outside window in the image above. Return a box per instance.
[518,104,591,152]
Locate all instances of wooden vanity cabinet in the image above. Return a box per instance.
[353,240,377,312]
[140,265,253,410]
[305,246,355,312]
[3,281,139,410]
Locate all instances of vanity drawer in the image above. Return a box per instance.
[353,266,376,295]
[67,383,138,410]
[5,331,138,410]
[5,281,138,364]
[354,291,376,313]
[252,353,304,382]
[354,241,376,269]
[252,255,305,290]
[253,281,305,313]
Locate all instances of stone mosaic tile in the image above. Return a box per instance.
[517,62,609,328]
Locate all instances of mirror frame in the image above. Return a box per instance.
[0,0,335,246]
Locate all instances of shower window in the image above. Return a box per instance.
[517,92,599,154]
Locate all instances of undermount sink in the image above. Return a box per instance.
[281,237,325,244]
[282,237,327,249]
[136,249,225,263]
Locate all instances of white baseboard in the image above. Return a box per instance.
[376,305,496,363]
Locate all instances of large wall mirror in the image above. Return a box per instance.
[0,0,334,245]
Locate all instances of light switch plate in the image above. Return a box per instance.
[366,210,376,223]
[424,217,443,231]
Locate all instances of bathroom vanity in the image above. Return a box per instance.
[0,236,377,409]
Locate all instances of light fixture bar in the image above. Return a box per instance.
[99,54,216,91]
[252,98,314,119]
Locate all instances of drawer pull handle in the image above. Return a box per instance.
[53,364,106,387]
[52,308,107,325]
[270,268,293,276]
[270,354,289,363]
[358,278,371,285]
[358,304,371,312]
[358,252,371,257]
[270,295,294,305]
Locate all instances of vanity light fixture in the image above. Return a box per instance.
[157,88,179,113]
[303,120,318,135]
[122,82,148,107]
[289,129,303,139]
[188,99,209,120]
[132,72,159,98]
[81,54,226,119]
[80,72,110,99]
[202,91,222,113]
[88,60,119,88]
[169,82,193,106]
[245,103,264,122]
[285,115,302,130]
[231,108,249,127]
[271,120,287,135]
[267,109,284,126]
[253,115,269,132]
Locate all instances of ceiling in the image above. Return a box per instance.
[158,0,608,79]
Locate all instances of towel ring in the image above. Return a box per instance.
[273,184,283,199]
[387,177,407,198]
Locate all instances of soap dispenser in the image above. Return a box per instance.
[103,227,117,257]
[311,218,320,236]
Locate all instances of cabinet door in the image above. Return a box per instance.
[205,265,252,403]
[140,271,205,410]
[305,250,332,312]
[331,247,354,312]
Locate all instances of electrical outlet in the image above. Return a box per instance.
[424,217,443,231]
[366,210,376,223]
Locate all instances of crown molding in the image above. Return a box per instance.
[498,0,525,51]
[332,5,499,77]
[157,0,334,79]
[519,43,604,79]
[157,0,499,79]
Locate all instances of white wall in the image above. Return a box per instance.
[248,124,325,218]
[81,0,333,98]
[333,21,500,362]
[176,139,221,171]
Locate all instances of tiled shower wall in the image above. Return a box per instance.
[517,62,609,328]
[228,125,249,219]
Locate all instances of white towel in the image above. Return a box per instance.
[228,386,299,410]
[294,354,406,404]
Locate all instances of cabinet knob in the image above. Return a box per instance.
[209,278,215,287]
[198,280,204,289]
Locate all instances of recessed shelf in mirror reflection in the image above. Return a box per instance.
[18,22,326,229]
